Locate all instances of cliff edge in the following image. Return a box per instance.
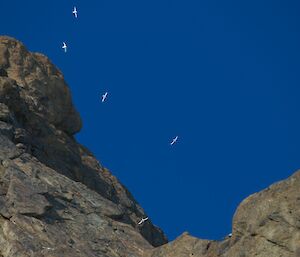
[0,36,299,257]
[0,36,167,257]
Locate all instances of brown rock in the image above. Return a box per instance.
[148,171,300,257]
[0,36,82,135]
[0,35,299,257]
[0,35,167,257]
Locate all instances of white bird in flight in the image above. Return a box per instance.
[62,42,67,53]
[138,217,149,225]
[101,92,108,102]
[170,136,178,145]
[72,6,78,18]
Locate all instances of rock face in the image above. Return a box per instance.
[150,171,300,257]
[0,36,167,257]
[0,36,299,257]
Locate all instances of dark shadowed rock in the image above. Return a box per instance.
[0,68,7,77]
[0,35,299,257]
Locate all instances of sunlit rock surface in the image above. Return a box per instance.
[0,36,299,257]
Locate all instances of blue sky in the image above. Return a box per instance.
[1,0,300,241]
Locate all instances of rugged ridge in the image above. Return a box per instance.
[0,36,299,257]
[150,170,300,257]
[0,36,167,257]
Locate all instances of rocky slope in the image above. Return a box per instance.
[150,170,300,257]
[0,36,299,257]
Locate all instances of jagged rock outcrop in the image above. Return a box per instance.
[150,170,300,257]
[0,36,167,257]
[0,36,299,257]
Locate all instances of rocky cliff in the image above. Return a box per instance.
[0,36,299,257]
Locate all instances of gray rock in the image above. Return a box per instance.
[0,35,299,257]
[0,134,22,160]
[0,36,167,257]
[6,176,51,216]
